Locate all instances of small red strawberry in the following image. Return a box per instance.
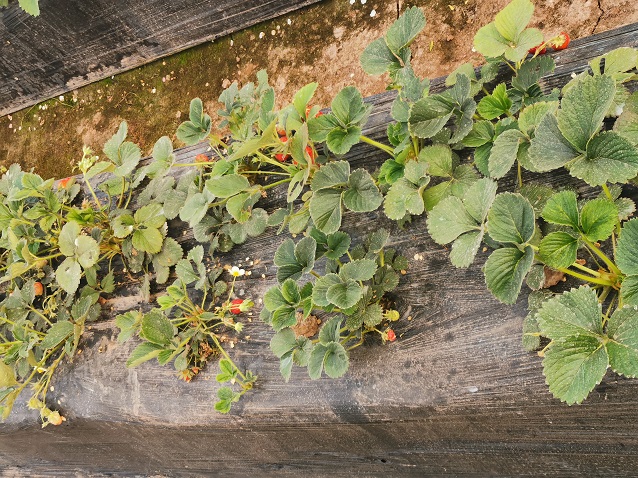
[528,44,547,55]
[58,177,72,188]
[305,105,324,119]
[33,282,44,296]
[551,32,570,51]
[275,153,290,162]
[386,329,396,342]
[230,298,244,315]
[195,154,210,163]
[306,145,317,161]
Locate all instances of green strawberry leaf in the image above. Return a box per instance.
[226,191,260,224]
[324,232,351,260]
[322,342,349,378]
[40,321,74,349]
[557,75,616,152]
[309,188,343,234]
[529,113,580,171]
[570,131,638,186]
[312,273,342,307]
[518,101,559,135]
[308,343,328,379]
[132,227,163,254]
[141,310,174,346]
[384,6,426,56]
[494,0,534,42]
[620,276,638,306]
[360,38,401,75]
[538,232,578,270]
[614,92,638,146]
[473,0,542,63]
[616,218,638,275]
[343,169,383,212]
[606,306,638,378]
[311,161,350,191]
[339,259,377,282]
[270,328,298,358]
[536,286,604,340]
[55,257,82,295]
[293,82,318,117]
[543,335,608,405]
[274,237,317,283]
[579,198,618,242]
[449,230,484,269]
[272,306,298,331]
[176,98,212,145]
[206,174,250,198]
[483,245,534,304]
[488,129,526,178]
[428,178,497,268]
[384,161,430,220]
[179,193,210,228]
[326,280,363,309]
[332,86,369,126]
[327,126,362,155]
[18,0,40,15]
[487,193,535,245]
[126,342,165,368]
[427,196,478,245]
[477,83,512,120]
[541,190,580,230]
[408,96,453,139]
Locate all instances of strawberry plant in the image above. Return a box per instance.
[263,228,403,380]
[359,1,638,404]
[1,0,637,426]
[0,0,39,16]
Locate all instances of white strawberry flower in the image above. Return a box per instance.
[230,266,246,277]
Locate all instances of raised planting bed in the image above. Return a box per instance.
[1,6,638,476]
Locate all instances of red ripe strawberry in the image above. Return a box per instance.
[230,298,244,315]
[528,44,546,55]
[551,32,570,51]
[305,105,324,119]
[195,154,210,163]
[275,153,290,162]
[387,329,396,342]
[33,282,44,296]
[277,128,287,138]
[306,145,317,161]
[58,177,72,188]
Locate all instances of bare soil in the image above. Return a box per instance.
[0,0,636,179]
